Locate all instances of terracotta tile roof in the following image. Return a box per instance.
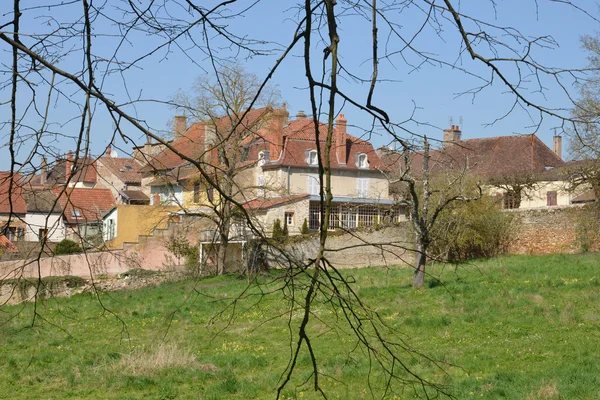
[242,194,309,210]
[22,188,61,213]
[142,107,274,173]
[380,134,565,181]
[269,120,385,171]
[53,187,115,223]
[99,157,144,184]
[0,234,19,253]
[0,172,27,214]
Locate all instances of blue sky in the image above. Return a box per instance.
[1,0,599,172]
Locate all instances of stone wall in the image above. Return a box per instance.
[507,206,585,254]
[268,223,415,270]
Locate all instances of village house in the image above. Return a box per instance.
[380,125,582,210]
[141,107,403,237]
[53,187,115,248]
[22,188,66,243]
[95,147,149,205]
[0,172,27,242]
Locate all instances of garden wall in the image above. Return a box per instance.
[508,206,586,254]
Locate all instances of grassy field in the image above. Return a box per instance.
[1,253,599,399]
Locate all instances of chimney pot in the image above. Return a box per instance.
[296,110,306,119]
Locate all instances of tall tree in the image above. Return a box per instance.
[174,64,280,275]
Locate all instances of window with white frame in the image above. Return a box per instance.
[357,178,369,198]
[357,153,368,169]
[307,174,320,195]
[285,211,294,226]
[308,150,318,166]
[257,175,265,196]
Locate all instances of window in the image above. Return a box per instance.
[357,178,369,198]
[105,220,116,241]
[307,174,320,195]
[503,194,518,209]
[308,150,318,166]
[309,202,322,230]
[193,182,201,203]
[38,229,48,242]
[5,227,24,242]
[258,150,270,167]
[341,206,357,229]
[71,209,82,218]
[547,191,558,206]
[285,211,294,226]
[357,154,368,169]
[207,187,214,203]
[257,175,265,196]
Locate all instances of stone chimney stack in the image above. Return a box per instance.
[40,157,47,185]
[553,135,562,160]
[443,125,462,148]
[174,115,187,140]
[269,105,288,161]
[336,114,348,165]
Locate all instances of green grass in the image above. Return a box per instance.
[1,253,600,399]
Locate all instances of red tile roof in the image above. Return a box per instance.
[142,107,274,173]
[242,194,309,210]
[53,187,115,223]
[99,156,144,184]
[0,234,19,253]
[143,108,388,183]
[261,118,387,172]
[380,134,565,181]
[0,172,27,214]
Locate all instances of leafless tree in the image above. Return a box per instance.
[1,0,599,398]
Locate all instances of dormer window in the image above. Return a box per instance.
[308,150,318,166]
[71,209,82,218]
[356,153,368,169]
[258,150,270,167]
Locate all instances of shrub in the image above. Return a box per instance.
[272,219,285,242]
[300,218,310,235]
[282,219,289,237]
[430,195,513,262]
[54,239,82,255]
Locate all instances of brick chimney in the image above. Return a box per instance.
[105,145,112,157]
[65,150,74,181]
[553,135,562,160]
[443,125,462,148]
[269,105,288,161]
[174,115,187,140]
[336,114,347,165]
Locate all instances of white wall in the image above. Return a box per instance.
[25,212,66,242]
[103,208,118,242]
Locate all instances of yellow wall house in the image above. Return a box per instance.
[102,204,179,250]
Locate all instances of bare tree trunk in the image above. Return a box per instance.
[217,233,228,275]
[413,242,426,289]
